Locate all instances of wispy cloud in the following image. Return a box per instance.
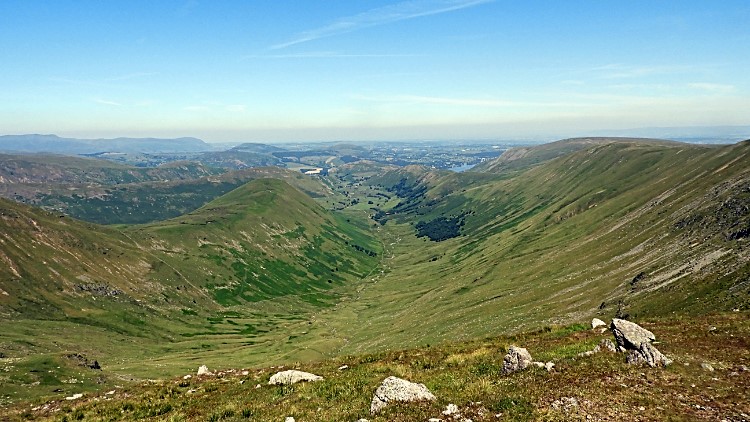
[105,72,158,82]
[270,0,493,50]
[350,94,587,108]
[591,63,703,79]
[92,98,122,107]
[353,94,514,107]
[687,82,735,94]
[245,51,422,60]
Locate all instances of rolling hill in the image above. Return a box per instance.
[0,155,330,224]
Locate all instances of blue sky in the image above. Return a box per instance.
[1,1,749,142]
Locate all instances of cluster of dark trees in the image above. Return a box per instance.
[415,215,465,242]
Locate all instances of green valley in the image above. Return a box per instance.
[1,137,749,420]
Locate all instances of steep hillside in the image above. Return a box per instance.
[129,178,379,305]
[0,179,380,404]
[308,139,750,355]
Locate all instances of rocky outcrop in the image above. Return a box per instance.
[269,370,323,385]
[610,318,655,352]
[370,376,436,415]
[502,346,533,374]
[65,353,101,370]
[610,319,671,367]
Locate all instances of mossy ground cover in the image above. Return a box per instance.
[5,312,747,421]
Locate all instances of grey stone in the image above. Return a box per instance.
[701,362,714,372]
[626,343,671,367]
[591,318,606,329]
[503,346,533,374]
[197,365,211,376]
[370,376,436,415]
[598,338,617,353]
[269,370,323,385]
[610,319,656,351]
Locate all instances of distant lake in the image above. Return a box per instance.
[449,163,477,172]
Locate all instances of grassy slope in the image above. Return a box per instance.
[305,140,750,356]
[0,178,380,404]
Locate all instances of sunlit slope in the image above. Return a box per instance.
[0,177,380,380]
[472,137,681,176]
[129,178,380,305]
[312,139,750,354]
[0,198,153,320]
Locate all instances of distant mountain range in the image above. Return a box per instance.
[0,134,216,154]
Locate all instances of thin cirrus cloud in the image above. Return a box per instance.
[245,51,422,60]
[104,72,159,82]
[591,63,706,79]
[352,93,515,107]
[687,82,735,94]
[270,0,494,50]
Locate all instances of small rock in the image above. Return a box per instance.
[338,365,349,370]
[443,403,460,415]
[355,419,369,422]
[255,384,261,389]
[183,374,192,380]
[591,318,606,329]
[532,361,545,368]
[65,393,83,401]
[598,338,617,353]
[503,346,533,374]
[285,417,295,422]
[545,362,555,372]
[197,365,211,376]
[701,363,714,372]
[241,370,249,376]
[370,376,436,415]
[269,370,323,385]
[551,397,579,413]
[428,419,442,422]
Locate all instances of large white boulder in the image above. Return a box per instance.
[268,370,323,385]
[370,376,436,415]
